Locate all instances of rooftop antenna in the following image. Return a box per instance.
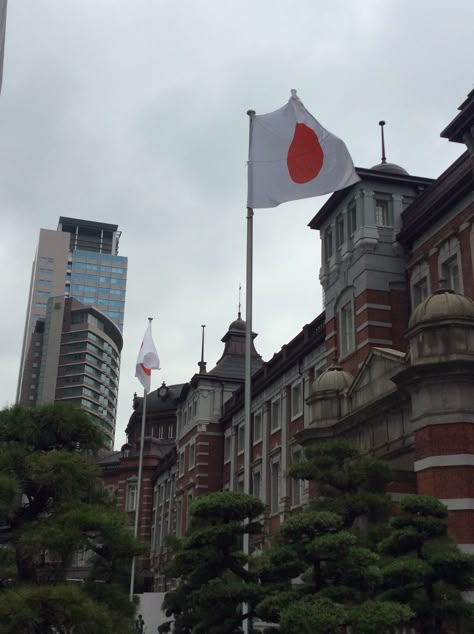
[379,120,387,164]
[198,324,207,374]
[238,283,242,319]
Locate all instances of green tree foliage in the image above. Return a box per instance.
[159,491,265,634]
[288,439,393,531]
[0,403,142,634]
[256,441,413,633]
[380,494,474,633]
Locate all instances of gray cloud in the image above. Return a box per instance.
[0,0,472,444]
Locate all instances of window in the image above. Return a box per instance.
[39,268,53,275]
[271,459,281,513]
[291,449,304,506]
[31,373,37,379]
[252,468,261,500]
[336,214,344,248]
[158,426,164,439]
[441,256,461,293]
[126,483,138,511]
[236,476,244,493]
[186,492,193,530]
[271,398,281,432]
[291,381,303,419]
[189,442,195,469]
[413,277,429,307]
[224,433,231,463]
[39,256,54,263]
[168,424,173,439]
[237,423,245,454]
[192,399,197,417]
[340,301,355,357]
[179,451,185,476]
[324,229,333,262]
[375,196,393,226]
[253,411,262,443]
[348,202,357,236]
[176,500,182,537]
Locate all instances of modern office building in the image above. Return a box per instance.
[17,217,127,445]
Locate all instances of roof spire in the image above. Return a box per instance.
[198,324,207,374]
[238,283,242,319]
[379,120,387,164]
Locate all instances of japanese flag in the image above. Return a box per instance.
[247,90,359,209]
[135,323,160,393]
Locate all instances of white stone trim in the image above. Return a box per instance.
[357,337,393,349]
[414,454,474,472]
[355,303,391,316]
[356,320,393,333]
[440,498,474,511]
[459,544,474,555]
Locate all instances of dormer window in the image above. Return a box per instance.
[348,201,357,236]
[324,229,333,262]
[375,195,393,226]
[336,214,345,249]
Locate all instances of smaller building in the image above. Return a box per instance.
[99,383,186,591]
[21,296,123,447]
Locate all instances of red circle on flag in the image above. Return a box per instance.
[287,123,324,184]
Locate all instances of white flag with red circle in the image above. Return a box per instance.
[247,90,359,209]
[135,323,160,393]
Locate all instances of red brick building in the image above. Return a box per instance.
[100,87,474,588]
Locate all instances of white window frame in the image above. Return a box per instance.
[336,213,345,249]
[236,475,244,493]
[291,380,303,420]
[252,467,262,500]
[324,227,333,262]
[438,236,463,295]
[178,450,185,476]
[290,447,304,507]
[270,455,281,514]
[253,410,262,444]
[168,424,173,438]
[339,299,355,358]
[348,201,357,236]
[410,259,431,308]
[237,423,245,455]
[374,194,393,226]
[224,432,231,463]
[158,425,164,439]
[126,482,138,512]
[189,441,196,469]
[271,397,281,433]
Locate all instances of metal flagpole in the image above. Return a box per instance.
[129,317,153,601]
[243,109,255,634]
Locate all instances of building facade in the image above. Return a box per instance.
[17,216,127,445]
[100,88,474,587]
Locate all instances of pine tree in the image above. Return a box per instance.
[256,441,413,633]
[0,403,142,634]
[380,494,474,633]
[159,491,265,634]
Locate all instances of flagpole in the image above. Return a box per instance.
[130,316,153,601]
[243,109,255,634]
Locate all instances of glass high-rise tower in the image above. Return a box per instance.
[17,217,128,446]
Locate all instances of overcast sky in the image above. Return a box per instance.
[0,0,473,448]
